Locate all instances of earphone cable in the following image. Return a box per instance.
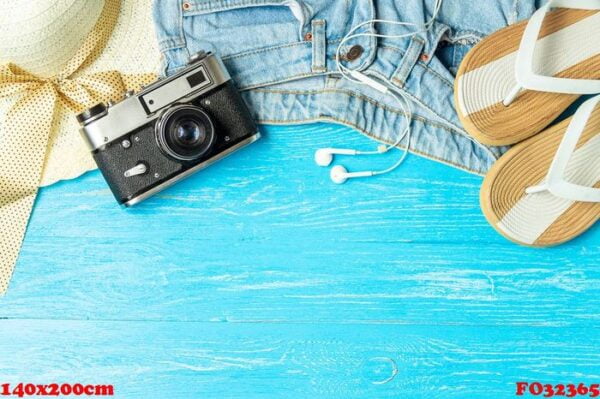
[331,0,497,176]
[332,0,445,175]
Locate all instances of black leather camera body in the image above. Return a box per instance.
[77,52,260,206]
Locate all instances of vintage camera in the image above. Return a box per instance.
[77,52,260,206]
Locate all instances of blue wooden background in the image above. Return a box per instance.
[1,123,599,398]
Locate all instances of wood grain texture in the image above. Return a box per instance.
[2,320,600,399]
[1,124,599,397]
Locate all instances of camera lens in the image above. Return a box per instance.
[157,105,215,161]
[174,120,207,147]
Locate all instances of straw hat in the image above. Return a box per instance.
[0,0,162,185]
[0,0,161,296]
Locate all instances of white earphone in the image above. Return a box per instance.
[315,148,357,167]
[315,0,447,184]
[315,146,390,167]
[314,81,413,184]
[330,165,374,184]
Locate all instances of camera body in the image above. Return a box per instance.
[78,52,260,206]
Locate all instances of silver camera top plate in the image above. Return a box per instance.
[80,53,231,152]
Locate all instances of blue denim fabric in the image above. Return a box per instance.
[153,0,542,175]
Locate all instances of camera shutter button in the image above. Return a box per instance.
[124,163,148,177]
[76,103,107,125]
[188,51,207,64]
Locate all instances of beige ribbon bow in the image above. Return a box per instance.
[0,0,156,295]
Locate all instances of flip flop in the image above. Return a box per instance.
[480,95,600,247]
[455,0,600,146]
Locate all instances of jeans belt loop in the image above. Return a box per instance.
[391,36,425,88]
[157,0,187,51]
[311,19,327,73]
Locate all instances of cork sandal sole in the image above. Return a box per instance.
[455,9,600,146]
[480,103,600,247]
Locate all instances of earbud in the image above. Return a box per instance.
[330,165,374,184]
[314,148,358,167]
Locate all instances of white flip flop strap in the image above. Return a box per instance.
[527,95,600,203]
[514,0,600,95]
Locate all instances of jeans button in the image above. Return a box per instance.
[345,45,364,61]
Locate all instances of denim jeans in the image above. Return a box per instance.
[153,0,542,175]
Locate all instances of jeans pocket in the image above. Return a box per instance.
[436,28,484,76]
[181,0,310,58]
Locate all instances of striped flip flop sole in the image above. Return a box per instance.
[480,101,600,247]
[455,9,600,146]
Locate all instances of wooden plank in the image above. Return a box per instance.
[24,124,511,244]
[1,320,599,399]
[25,124,598,246]
[5,238,600,326]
